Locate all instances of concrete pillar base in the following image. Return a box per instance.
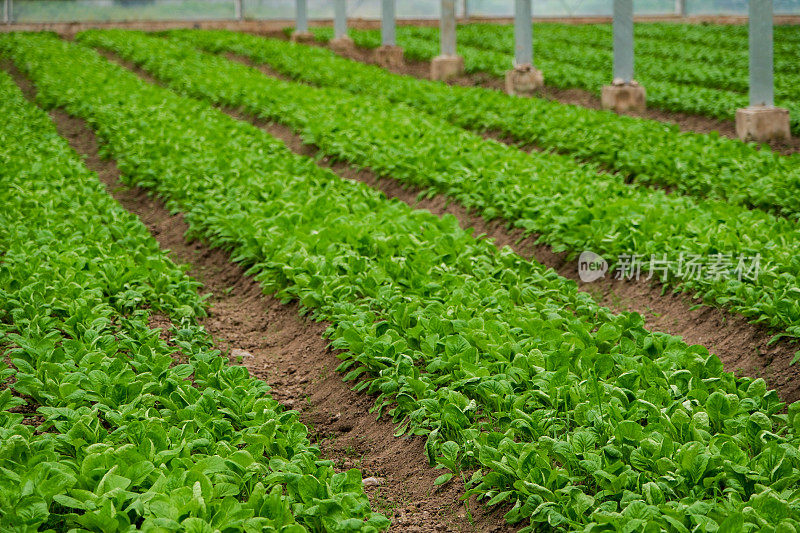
[504,65,544,97]
[290,31,315,43]
[329,35,355,53]
[431,54,465,81]
[601,81,646,113]
[735,106,791,143]
[374,45,404,69]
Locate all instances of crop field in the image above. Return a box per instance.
[3,20,800,533]
[309,23,800,133]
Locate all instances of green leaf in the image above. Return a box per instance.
[433,473,453,486]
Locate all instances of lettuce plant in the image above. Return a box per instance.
[7,32,800,531]
[0,69,386,533]
[319,24,800,134]
[283,25,800,217]
[79,29,800,349]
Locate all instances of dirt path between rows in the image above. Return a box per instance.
[3,60,515,533]
[86,46,800,407]
[296,33,800,155]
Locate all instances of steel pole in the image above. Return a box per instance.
[296,0,308,33]
[334,0,347,39]
[234,0,243,21]
[381,0,396,46]
[440,0,457,56]
[513,0,532,66]
[749,0,774,106]
[612,0,634,83]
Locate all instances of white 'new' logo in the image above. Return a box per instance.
[578,251,608,282]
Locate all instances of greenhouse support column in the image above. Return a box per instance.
[675,0,686,17]
[463,0,469,19]
[234,0,243,21]
[432,0,464,80]
[612,0,633,82]
[601,0,646,112]
[514,0,532,66]
[381,0,395,45]
[375,0,403,68]
[736,0,790,142]
[505,0,543,96]
[291,0,314,42]
[3,0,10,24]
[330,0,354,52]
[750,0,773,107]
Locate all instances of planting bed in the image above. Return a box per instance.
[3,21,800,533]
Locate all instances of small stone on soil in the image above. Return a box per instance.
[362,476,384,487]
[230,348,253,359]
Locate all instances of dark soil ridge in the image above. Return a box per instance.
[3,59,514,533]
[302,33,800,155]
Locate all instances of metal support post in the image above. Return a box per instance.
[296,0,308,33]
[612,0,634,83]
[381,0,396,46]
[749,0,774,106]
[334,0,347,39]
[513,0,532,67]
[440,0,457,56]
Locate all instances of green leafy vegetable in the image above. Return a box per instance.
[7,32,800,532]
[0,67,385,532]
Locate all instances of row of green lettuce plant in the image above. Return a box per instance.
[402,24,800,103]
[6,30,800,532]
[247,27,800,219]
[84,29,800,346]
[0,67,386,532]
[304,22,800,76]
[492,23,800,76]
[626,22,800,55]
[400,22,800,98]
[554,19,800,45]
[525,23,799,78]
[314,25,800,134]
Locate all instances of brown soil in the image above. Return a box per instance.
[313,37,800,155]
[4,59,516,533]
[90,49,800,407]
